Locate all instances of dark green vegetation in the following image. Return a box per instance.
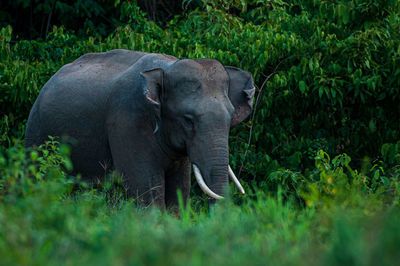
[1,0,400,265]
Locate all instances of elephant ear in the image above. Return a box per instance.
[140,68,164,133]
[141,68,164,107]
[225,66,255,128]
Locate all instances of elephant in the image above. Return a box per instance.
[24,49,255,209]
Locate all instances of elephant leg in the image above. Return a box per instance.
[107,123,166,209]
[124,171,165,209]
[165,157,191,210]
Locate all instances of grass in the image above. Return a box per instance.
[0,143,399,265]
[1,186,399,265]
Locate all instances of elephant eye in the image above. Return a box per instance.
[183,114,195,129]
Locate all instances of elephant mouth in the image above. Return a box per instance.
[192,164,245,200]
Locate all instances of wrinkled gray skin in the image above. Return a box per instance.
[25,49,254,209]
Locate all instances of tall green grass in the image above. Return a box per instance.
[0,142,399,265]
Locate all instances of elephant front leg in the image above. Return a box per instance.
[108,132,166,209]
[107,113,167,209]
[165,157,191,211]
[125,171,166,209]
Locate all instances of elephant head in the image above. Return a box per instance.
[141,59,255,199]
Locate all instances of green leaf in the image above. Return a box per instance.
[309,59,314,71]
[380,176,390,187]
[319,87,324,98]
[299,80,307,93]
[342,5,350,25]
[331,89,336,98]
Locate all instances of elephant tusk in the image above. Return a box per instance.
[228,165,245,194]
[192,164,224,200]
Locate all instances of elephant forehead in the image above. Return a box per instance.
[195,59,228,81]
[168,59,228,82]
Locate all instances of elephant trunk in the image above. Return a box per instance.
[189,133,244,200]
[193,144,229,198]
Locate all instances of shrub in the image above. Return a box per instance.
[0,138,73,200]
[0,143,399,265]
[0,0,399,194]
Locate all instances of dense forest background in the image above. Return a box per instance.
[1,0,400,265]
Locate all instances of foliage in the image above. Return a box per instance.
[0,142,399,265]
[1,1,400,186]
[0,138,73,200]
[1,1,400,264]
[0,0,123,39]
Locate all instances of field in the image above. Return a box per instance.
[1,1,400,265]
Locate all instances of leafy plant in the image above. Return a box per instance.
[0,138,73,200]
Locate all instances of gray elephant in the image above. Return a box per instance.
[25,49,255,208]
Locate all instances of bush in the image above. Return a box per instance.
[0,138,73,200]
[0,142,399,265]
[1,1,400,186]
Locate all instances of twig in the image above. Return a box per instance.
[45,0,56,40]
[152,0,157,21]
[30,1,33,40]
[238,71,276,177]
[238,58,288,177]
